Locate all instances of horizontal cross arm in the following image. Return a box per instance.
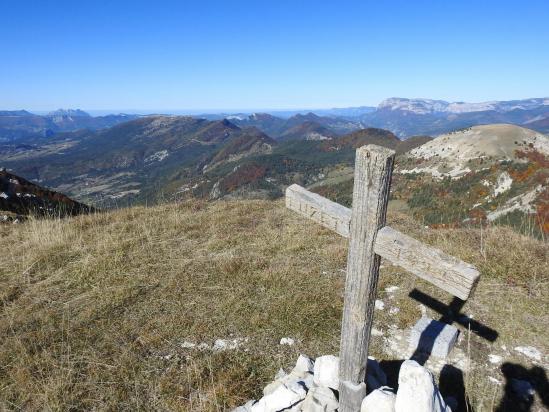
[286,183,352,237]
[374,226,479,300]
[285,184,480,300]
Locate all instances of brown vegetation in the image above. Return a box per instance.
[0,200,547,410]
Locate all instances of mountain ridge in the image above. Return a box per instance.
[0,110,140,142]
[0,168,93,218]
[377,97,549,115]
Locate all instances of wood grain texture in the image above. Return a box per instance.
[285,185,479,299]
[339,381,367,412]
[338,145,395,412]
[285,184,351,237]
[374,226,479,300]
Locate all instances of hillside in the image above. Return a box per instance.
[197,128,418,201]
[200,97,549,139]
[0,169,93,219]
[404,124,549,178]
[2,118,547,238]
[309,125,549,238]
[0,109,138,142]
[0,116,278,205]
[390,125,549,235]
[229,112,362,138]
[0,200,547,411]
[525,116,549,134]
[277,121,336,141]
[359,98,549,138]
[0,121,409,205]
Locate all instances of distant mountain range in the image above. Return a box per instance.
[0,109,139,142]
[200,97,549,138]
[0,115,426,206]
[47,108,92,117]
[228,112,361,139]
[1,110,547,235]
[376,97,549,114]
[2,97,548,142]
[357,97,549,138]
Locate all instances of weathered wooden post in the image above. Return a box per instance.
[338,145,395,412]
[285,143,480,412]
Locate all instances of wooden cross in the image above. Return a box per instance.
[285,145,480,412]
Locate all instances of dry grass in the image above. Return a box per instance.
[0,200,547,411]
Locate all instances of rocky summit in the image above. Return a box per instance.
[233,355,453,412]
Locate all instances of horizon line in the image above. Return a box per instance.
[7,95,549,115]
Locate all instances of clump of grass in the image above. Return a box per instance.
[0,200,547,411]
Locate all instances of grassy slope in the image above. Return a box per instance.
[0,200,547,411]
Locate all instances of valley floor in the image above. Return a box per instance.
[0,200,547,411]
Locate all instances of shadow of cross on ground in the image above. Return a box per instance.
[408,288,499,365]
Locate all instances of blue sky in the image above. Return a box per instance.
[1,0,548,112]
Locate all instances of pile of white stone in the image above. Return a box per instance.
[233,354,454,412]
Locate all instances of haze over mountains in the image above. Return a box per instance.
[0,115,418,206]
[0,109,138,142]
[2,97,548,143]
[196,97,549,139]
[1,97,548,236]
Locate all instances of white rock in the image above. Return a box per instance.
[494,171,513,196]
[274,368,287,380]
[280,337,296,346]
[395,360,451,412]
[313,355,339,390]
[389,307,400,314]
[250,401,266,412]
[264,356,314,396]
[301,386,338,412]
[300,373,315,391]
[371,328,384,337]
[375,300,385,310]
[488,376,502,385]
[252,381,307,412]
[409,317,459,359]
[180,341,196,349]
[263,380,284,397]
[514,346,542,361]
[233,399,257,412]
[213,338,247,351]
[385,286,399,293]
[488,354,502,364]
[361,387,396,412]
[294,355,315,375]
